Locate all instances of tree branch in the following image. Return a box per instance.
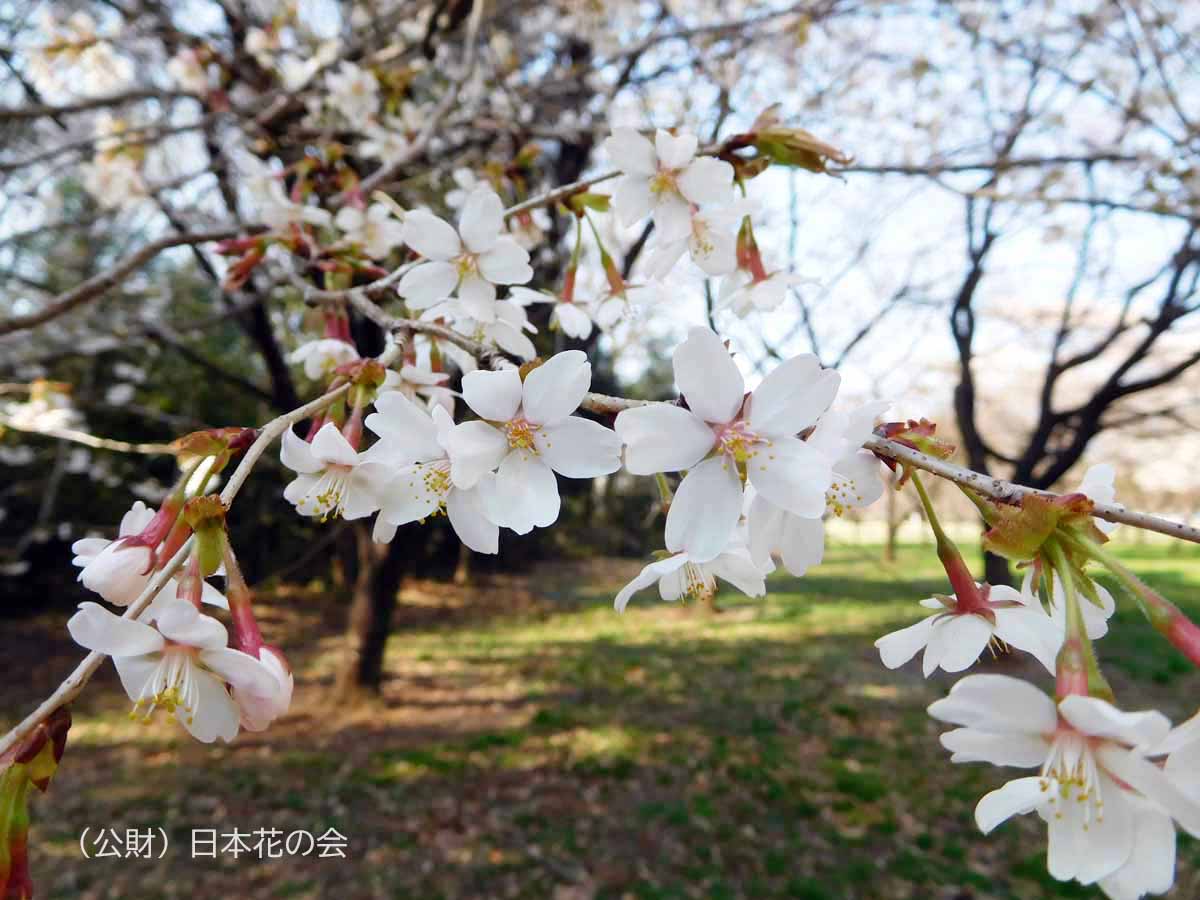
[0,229,247,336]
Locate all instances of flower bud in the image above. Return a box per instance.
[183,496,228,579]
[744,105,851,174]
[0,710,70,900]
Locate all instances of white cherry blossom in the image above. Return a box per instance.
[289,338,359,380]
[747,401,888,576]
[929,675,1200,899]
[646,202,750,278]
[359,121,414,165]
[509,287,596,340]
[68,598,277,743]
[326,61,379,124]
[233,646,293,732]
[280,422,390,521]
[71,501,228,612]
[614,534,766,612]
[232,149,332,230]
[717,267,802,316]
[445,168,481,209]
[875,584,1060,675]
[615,328,838,561]
[422,298,538,364]
[167,48,210,93]
[446,352,621,534]
[366,392,501,553]
[603,128,734,242]
[398,188,532,321]
[380,364,454,414]
[334,202,405,259]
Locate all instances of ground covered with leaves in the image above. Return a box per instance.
[5,544,1200,899]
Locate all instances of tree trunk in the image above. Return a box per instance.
[336,523,409,698]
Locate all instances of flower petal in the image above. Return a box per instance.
[200,646,277,697]
[614,553,689,612]
[180,668,241,743]
[365,391,442,461]
[779,513,825,577]
[536,416,621,478]
[612,175,653,225]
[493,452,560,533]
[927,674,1058,735]
[993,606,1059,674]
[461,366,523,421]
[664,456,742,562]
[678,155,733,205]
[522,350,590,425]
[652,194,693,244]
[748,355,840,437]
[447,421,510,488]
[707,548,767,598]
[1098,744,1200,838]
[68,602,164,657]
[280,427,321,474]
[458,273,498,322]
[155,599,229,649]
[614,404,715,474]
[746,436,832,519]
[1098,804,1176,898]
[975,776,1045,834]
[1059,696,1171,748]
[604,128,657,176]
[378,462,443,524]
[341,462,390,519]
[458,188,503,254]
[654,129,697,169]
[478,237,532,285]
[398,260,459,308]
[446,487,500,554]
[874,615,936,670]
[118,501,156,536]
[402,209,460,260]
[310,422,359,466]
[673,327,744,424]
[940,727,1049,767]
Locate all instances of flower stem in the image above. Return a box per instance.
[911,472,978,605]
[1045,536,1112,701]
[1063,530,1200,669]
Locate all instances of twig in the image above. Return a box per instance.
[0,229,247,336]
[863,435,1200,544]
[354,0,487,198]
[0,416,175,455]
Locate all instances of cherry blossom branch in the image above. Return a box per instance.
[290,266,1200,548]
[0,88,192,121]
[0,344,401,759]
[0,415,175,455]
[570,392,1200,544]
[354,0,487,198]
[0,229,249,336]
[862,435,1200,544]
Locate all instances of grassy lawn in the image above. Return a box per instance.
[6,542,1200,899]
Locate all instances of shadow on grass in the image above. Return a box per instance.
[12,544,1200,899]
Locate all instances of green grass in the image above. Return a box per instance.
[11,542,1200,898]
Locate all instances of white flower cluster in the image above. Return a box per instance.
[68,502,291,743]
